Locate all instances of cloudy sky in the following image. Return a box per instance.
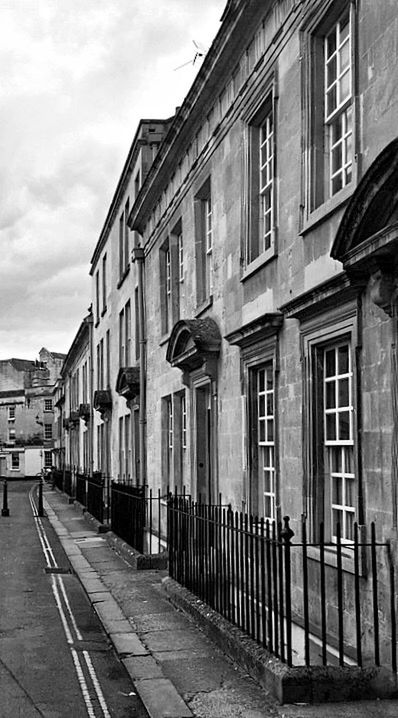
[0,0,225,360]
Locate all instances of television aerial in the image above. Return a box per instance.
[174,40,207,71]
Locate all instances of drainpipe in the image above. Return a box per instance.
[132,246,146,487]
[88,309,94,479]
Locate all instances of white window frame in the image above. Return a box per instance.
[44,424,53,440]
[259,112,274,255]
[204,196,213,298]
[11,452,19,470]
[323,341,355,542]
[181,393,187,451]
[44,450,52,468]
[165,247,171,330]
[245,90,277,271]
[254,364,276,522]
[178,231,184,284]
[44,399,53,412]
[324,10,352,197]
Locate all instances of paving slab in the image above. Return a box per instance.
[159,653,240,693]
[79,578,106,594]
[133,612,192,632]
[122,655,163,680]
[143,628,202,653]
[111,632,149,656]
[134,677,193,718]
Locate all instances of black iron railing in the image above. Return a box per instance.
[52,469,63,491]
[86,472,104,524]
[76,472,87,507]
[111,482,145,553]
[167,496,397,672]
[64,469,72,497]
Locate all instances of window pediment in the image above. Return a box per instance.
[225,313,283,349]
[115,367,140,402]
[332,139,398,270]
[166,318,221,379]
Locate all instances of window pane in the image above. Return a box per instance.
[266,393,273,415]
[345,478,355,507]
[327,56,336,87]
[338,345,349,374]
[345,447,354,474]
[340,69,351,102]
[332,174,343,194]
[330,447,342,473]
[259,419,265,443]
[325,349,335,377]
[339,411,350,440]
[345,134,352,161]
[332,509,343,537]
[267,419,274,442]
[258,369,265,392]
[338,378,349,407]
[332,144,342,174]
[345,512,354,541]
[326,86,337,116]
[339,41,350,73]
[326,413,336,441]
[346,105,353,133]
[263,469,272,493]
[264,496,272,520]
[340,13,350,42]
[326,29,336,58]
[332,476,342,505]
[326,381,336,409]
[331,114,342,144]
[258,395,265,418]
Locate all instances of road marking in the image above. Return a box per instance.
[29,485,112,718]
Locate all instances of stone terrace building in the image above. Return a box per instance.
[128,0,398,663]
[89,118,172,494]
[60,311,92,492]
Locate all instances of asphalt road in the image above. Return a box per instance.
[0,479,148,718]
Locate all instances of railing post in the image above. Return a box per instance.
[336,522,344,666]
[1,480,10,517]
[353,522,362,667]
[38,478,44,517]
[302,518,310,666]
[371,522,380,666]
[281,516,294,667]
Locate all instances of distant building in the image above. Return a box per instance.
[0,348,65,478]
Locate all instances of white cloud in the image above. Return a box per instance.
[0,0,226,359]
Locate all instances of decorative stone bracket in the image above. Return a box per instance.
[369,268,397,317]
[79,403,91,425]
[115,367,140,404]
[69,410,80,427]
[93,389,112,420]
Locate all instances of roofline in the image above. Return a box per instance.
[89,117,174,273]
[61,310,93,377]
[129,0,269,234]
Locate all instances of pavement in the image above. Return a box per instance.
[43,486,398,718]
